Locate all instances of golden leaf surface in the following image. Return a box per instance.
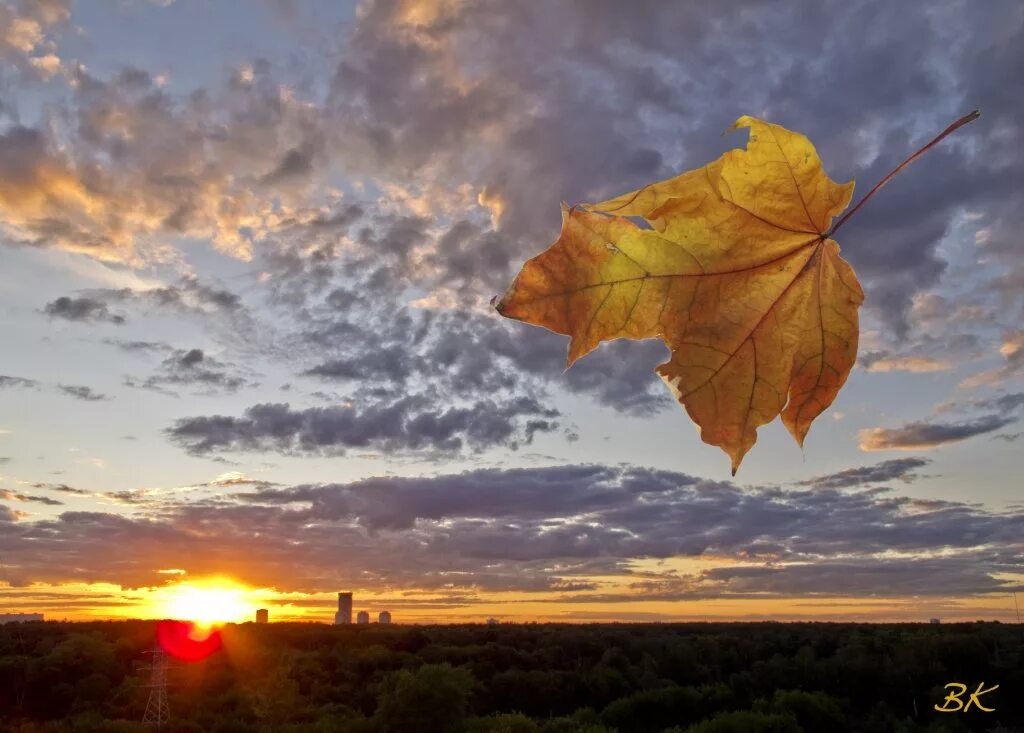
[495,116,864,473]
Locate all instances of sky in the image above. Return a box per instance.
[0,0,1022,624]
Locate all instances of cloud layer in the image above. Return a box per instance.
[1,462,1020,601]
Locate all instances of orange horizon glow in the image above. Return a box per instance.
[2,578,1022,626]
[144,578,260,625]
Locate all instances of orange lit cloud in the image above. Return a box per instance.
[859,414,1015,451]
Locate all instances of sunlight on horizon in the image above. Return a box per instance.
[147,578,259,626]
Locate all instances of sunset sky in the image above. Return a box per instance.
[0,0,1022,624]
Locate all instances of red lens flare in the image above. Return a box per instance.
[156,619,222,662]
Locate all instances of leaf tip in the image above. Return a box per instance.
[724,115,755,137]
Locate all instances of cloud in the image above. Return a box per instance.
[124,348,252,396]
[87,275,244,318]
[861,389,1024,451]
[969,392,1024,415]
[0,0,1017,346]
[859,352,951,373]
[0,375,37,389]
[207,471,276,489]
[3,375,108,401]
[859,414,1017,451]
[0,0,1021,611]
[682,556,1017,598]
[42,296,126,324]
[1,464,1021,597]
[57,384,109,401]
[0,0,68,81]
[0,62,329,262]
[298,302,670,418]
[313,0,1023,340]
[799,457,930,489]
[960,331,1024,388]
[0,506,24,522]
[102,339,172,353]
[0,489,62,506]
[30,482,90,495]
[302,345,415,385]
[167,396,560,457]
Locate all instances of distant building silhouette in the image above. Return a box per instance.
[0,613,43,624]
[335,592,353,624]
[486,618,499,626]
[930,618,941,624]
[378,610,392,624]
[357,610,370,624]
[255,608,269,624]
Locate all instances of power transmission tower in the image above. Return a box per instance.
[141,645,170,728]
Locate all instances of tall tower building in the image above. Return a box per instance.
[255,608,269,624]
[378,610,392,624]
[335,592,353,625]
[356,610,369,624]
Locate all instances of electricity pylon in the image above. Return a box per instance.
[141,645,170,728]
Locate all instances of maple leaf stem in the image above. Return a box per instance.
[827,109,981,238]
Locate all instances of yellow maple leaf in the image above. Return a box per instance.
[495,112,978,473]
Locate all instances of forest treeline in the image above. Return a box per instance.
[0,620,1021,732]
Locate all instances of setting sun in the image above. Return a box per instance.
[150,579,258,625]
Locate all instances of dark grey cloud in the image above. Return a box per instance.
[91,275,244,317]
[30,482,89,496]
[968,392,1024,415]
[260,142,321,185]
[991,392,1024,413]
[297,301,670,418]
[57,384,109,402]
[256,203,365,307]
[1,464,1020,597]
[507,336,672,417]
[3,376,109,402]
[0,375,37,389]
[303,345,414,385]
[633,555,1019,599]
[42,296,125,324]
[246,464,688,531]
[124,347,251,396]
[799,458,931,489]
[167,396,560,457]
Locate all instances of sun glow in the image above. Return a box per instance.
[150,579,258,625]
